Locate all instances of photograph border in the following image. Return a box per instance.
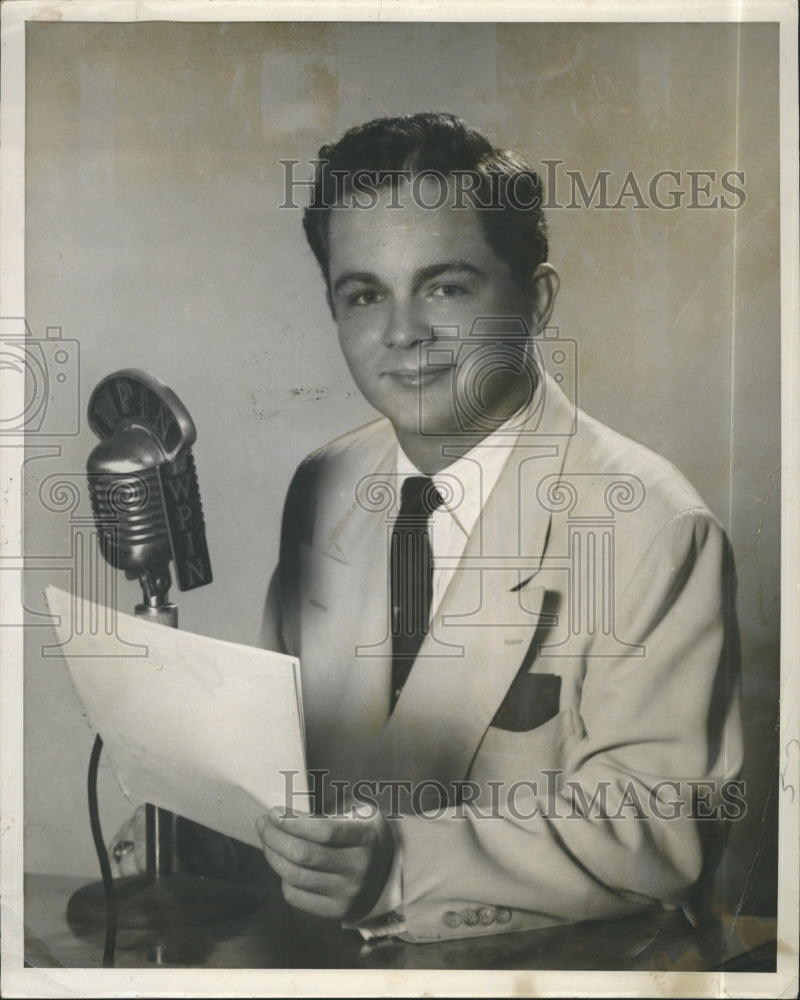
[1,1,797,996]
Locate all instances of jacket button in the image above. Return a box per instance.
[478,906,496,925]
[461,908,479,926]
[495,906,512,924]
[443,910,462,928]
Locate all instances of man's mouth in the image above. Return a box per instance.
[385,365,453,387]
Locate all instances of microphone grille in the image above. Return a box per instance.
[89,467,171,572]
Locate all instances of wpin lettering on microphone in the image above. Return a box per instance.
[86,369,212,611]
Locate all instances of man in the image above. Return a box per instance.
[114,113,743,945]
[252,113,743,942]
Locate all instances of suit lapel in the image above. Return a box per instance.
[370,578,548,795]
[297,423,398,782]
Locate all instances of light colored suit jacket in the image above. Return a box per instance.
[260,373,743,942]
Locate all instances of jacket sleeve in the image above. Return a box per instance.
[258,457,317,656]
[355,508,744,942]
[259,565,286,652]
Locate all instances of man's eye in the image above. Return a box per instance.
[349,289,384,306]
[430,283,467,299]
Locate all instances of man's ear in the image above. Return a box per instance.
[528,263,560,332]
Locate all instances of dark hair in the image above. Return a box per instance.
[302,112,549,294]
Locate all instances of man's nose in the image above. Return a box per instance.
[382,300,428,349]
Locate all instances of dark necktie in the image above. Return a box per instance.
[390,475,444,712]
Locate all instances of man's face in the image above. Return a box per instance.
[327,178,537,446]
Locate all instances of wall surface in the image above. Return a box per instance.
[22,20,780,917]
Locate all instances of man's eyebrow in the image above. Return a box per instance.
[332,272,381,295]
[332,262,485,296]
[412,262,484,290]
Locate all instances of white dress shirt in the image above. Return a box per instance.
[393,407,531,623]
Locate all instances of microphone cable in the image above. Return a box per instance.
[87,734,117,967]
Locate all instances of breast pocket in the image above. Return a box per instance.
[490,672,562,732]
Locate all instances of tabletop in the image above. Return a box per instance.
[22,873,777,972]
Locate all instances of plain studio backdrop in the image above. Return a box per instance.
[21,20,779,919]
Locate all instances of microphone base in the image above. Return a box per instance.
[66,872,260,933]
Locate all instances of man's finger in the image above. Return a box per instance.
[116,850,141,878]
[280,880,351,920]
[107,837,139,878]
[262,843,353,897]
[264,808,368,847]
[258,815,364,876]
[107,805,148,878]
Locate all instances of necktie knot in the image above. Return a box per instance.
[399,475,445,519]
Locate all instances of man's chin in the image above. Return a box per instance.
[390,411,504,447]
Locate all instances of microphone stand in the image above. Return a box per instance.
[137,569,177,888]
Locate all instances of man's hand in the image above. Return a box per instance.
[107,804,147,878]
[256,807,395,921]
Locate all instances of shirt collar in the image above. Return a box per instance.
[394,394,535,538]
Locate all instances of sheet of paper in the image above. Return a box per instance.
[45,585,310,849]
